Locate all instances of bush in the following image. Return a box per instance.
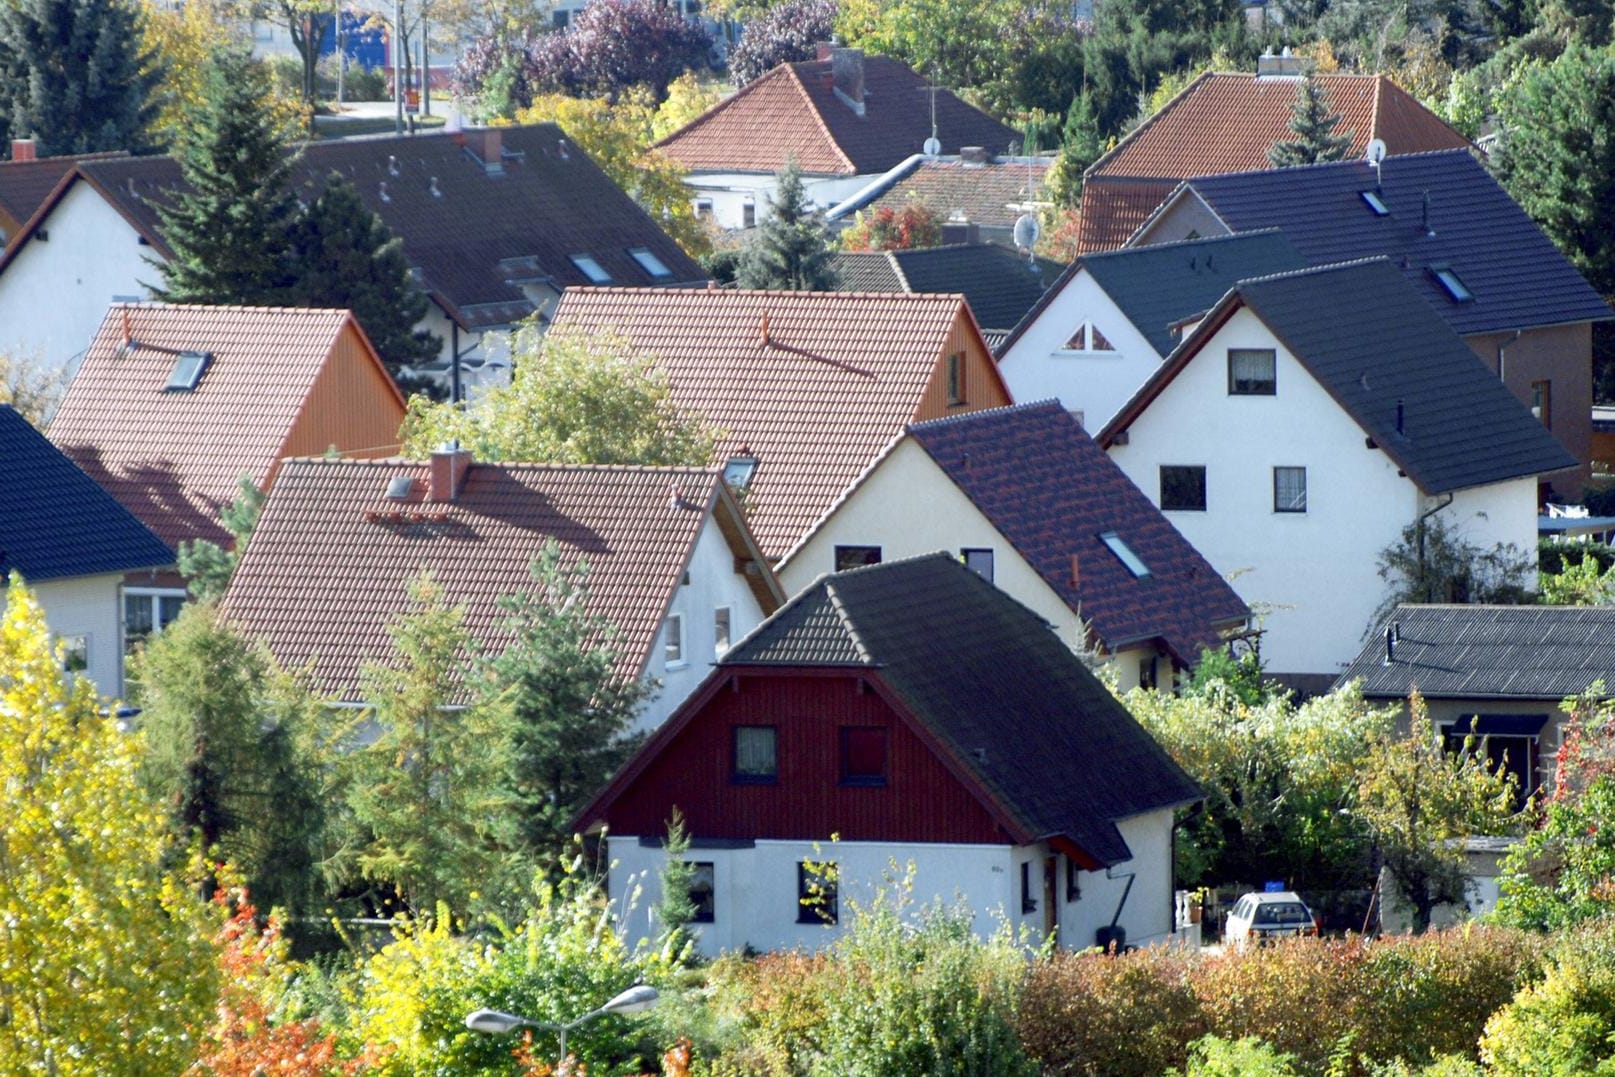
[1481,921,1615,1076]
[700,950,833,1075]
[1170,1035,1300,1077]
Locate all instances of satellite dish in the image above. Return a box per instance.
[1365,138,1387,166]
[1012,213,1039,251]
[923,136,941,157]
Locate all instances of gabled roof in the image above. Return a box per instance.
[221,459,779,702]
[1075,71,1471,251]
[550,287,1009,559]
[49,304,404,549]
[906,401,1249,664]
[1338,604,1615,700]
[1100,258,1578,494]
[0,150,126,239]
[655,57,1019,176]
[998,229,1306,357]
[824,154,1052,229]
[588,554,1201,865]
[1152,149,1612,335]
[828,245,1061,334]
[0,405,173,582]
[0,126,705,330]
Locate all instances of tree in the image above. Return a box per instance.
[737,159,838,290]
[651,70,721,140]
[1046,90,1105,207]
[1268,75,1354,167]
[0,350,69,428]
[289,173,442,375]
[0,576,219,1070]
[1539,551,1615,604]
[654,809,699,952]
[729,0,837,88]
[1373,515,1535,625]
[840,196,943,251]
[177,474,266,602]
[0,0,161,156]
[273,0,334,111]
[525,0,713,101]
[152,49,300,306]
[400,325,718,465]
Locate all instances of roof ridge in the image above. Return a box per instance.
[280,456,722,477]
[1369,72,1384,142]
[1234,254,1391,288]
[885,249,911,291]
[111,301,351,316]
[1084,226,1288,260]
[566,285,963,303]
[909,397,1060,432]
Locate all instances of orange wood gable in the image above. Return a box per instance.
[914,304,1012,420]
[270,317,408,488]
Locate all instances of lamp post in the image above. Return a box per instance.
[465,985,660,1069]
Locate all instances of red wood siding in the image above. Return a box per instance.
[601,671,1015,845]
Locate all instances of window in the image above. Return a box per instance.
[125,589,186,653]
[1139,656,1158,690]
[722,453,758,489]
[733,725,777,783]
[798,861,838,924]
[1360,190,1389,215]
[1065,858,1082,901]
[1159,465,1207,511]
[58,634,88,675]
[742,200,756,228]
[664,613,684,666]
[688,862,715,923]
[834,545,882,571]
[569,253,611,283]
[714,607,731,655]
[1532,380,1552,428]
[1061,322,1115,352]
[1273,466,1308,513]
[1228,348,1276,395]
[962,548,994,582]
[694,198,714,221]
[840,726,887,786]
[628,246,672,279]
[165,350,210,392]
[1020,861,1037,914]
[1432,266,1474,303]
[1444,714,1546,808]
[945,352,965,404]
[1099,531,1151,577]
[551,7,569,26]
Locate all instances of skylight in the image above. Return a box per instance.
[164,350,210,392]
[1432,266,1474,303]
[723,453,759,489]
[386,475,414,499]
[569,254,612,284]
[1360,190,1389,216]
[1099,531,1151,578]
[628,246,673,279]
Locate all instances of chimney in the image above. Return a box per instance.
[1383,624,1395,664]
[1256,47,1305,78]
[428,441,472,502]
[9,139,36,162]
[815,41,834,62]
[831,47,866,116]
[941,218,979,246]
[959,146,992,166]
[464,127,504,175]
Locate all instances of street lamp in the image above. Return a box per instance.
[465,985,660,1067]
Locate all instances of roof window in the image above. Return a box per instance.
[1099,531,1151,578]
[1360,190,1389,216]
[164,350,211,392]
[569,254,612,284]
[1431,266,1474,303]
[385,475,414,499]
[722,452,759,490]
[628,246,673,279]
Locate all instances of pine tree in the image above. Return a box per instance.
[1047,89,1104,207]
[0,0,161,156]
[290,173,441,375]
[1268,75,1353,168]
[153,49,300,305]
[736,158,838,290]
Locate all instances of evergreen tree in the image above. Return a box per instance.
[0,0,161,156]
[736,159,838,290]
[290,173,441,375]
[1268,75,1354,167]
[1047,89,1105,207]
[177,473,266,602]
[153,49,300,305]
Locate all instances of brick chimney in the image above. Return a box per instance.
[832,47,866,116]
[463,127,504,175]
[428,442,473,502]
[959,146,991,166]
[1256,47,1305,78]
[10,139,36,162]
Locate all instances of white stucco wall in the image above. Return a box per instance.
[21,572,128,702]
[997,269,1170,432]
[684,172,876,231]
[1445,476,1541,591]
[1059,808,1178,951]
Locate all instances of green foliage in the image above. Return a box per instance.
[1171,1035,1300,1077]
[1374,515,1536,624]
[1046,90,1104,207]
[177,473,266,602]
[1481,920,1615,1075]
[737,159,839,290]
[1539,537,1615,576]
[1538,549,1615,604]
[399,325,719,466]
[1182,644,1275,707]
[699,949,833,1074]
[655,809,699,954]
[1269,74,1354,167]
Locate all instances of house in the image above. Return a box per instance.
[995,230,1306,430]
[0,140,126,244]
[47,304,409,643]
[1097,258,1576,686]
[1130,149,1612,494]
[0,124,706,385]
[549,287,1013,562]
[822,152,1053,248]
[775,401,1250,690]
[1075,59,1470,254]
[0,404,172,696]
[654,48,1019,230]
[574,553,1202,957]
[826,244,1062,349]
[220,449,784,732]
[1338,604,1615,802]
[1592,405,1615,476]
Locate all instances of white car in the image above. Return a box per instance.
[1224,891,1320,948]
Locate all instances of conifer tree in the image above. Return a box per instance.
[153,49,300,305]
[0,0,161,156]
[1268,75,1353,168]
[1048,89,1104,206]
[736,158,838,290]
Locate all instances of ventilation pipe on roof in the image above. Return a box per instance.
[759,310,771,346]
[1068,553,1080,590]
[1422,190,1434,236]
[388,154,400,177]
[428,440,472,502]
[379,181,391,203]
[1396,399,1405,435]
[430,176,442,198]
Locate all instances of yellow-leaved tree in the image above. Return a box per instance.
[0,576,219,1073]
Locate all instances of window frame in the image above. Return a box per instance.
[714,606,732,656]
[1432,265,1474,303]
[124,587,187,654]
[732,725,778,784]
[1273,466,1308,514]
[688,861,716,923]
[839,726,888,787]
[945,352,965,405]
[741,199,756,228]
[1532,380,1552,429]
[834,545,882,572]
[962,547,994,582]
[1099,530,1151,577]
[1020,861,1037,914]
[1227,347,1277,396]
[627,246,672,279]
[568,253,612,284]
[797,861,839,924]
[1159,465,1207,512]
[664,612,685,667]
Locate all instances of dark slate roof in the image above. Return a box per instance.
[827,245,1061,331]
[1172,149,1612,335]
[0,405,172,582]
[0,151,126,237]
[998,229,1307,356]
[1337,604,1615,700]
[907,402,1249,663]
[726,553,1201,864]
[1104,259,1579,494]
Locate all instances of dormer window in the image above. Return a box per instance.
[1062,322,1115,353]
[1360,190,1389,216]
[570,253,611,283]
[723,453,759,490]
[164,350,210,392]
[1099,531,1151,577]
[1431,266,1473,303]
[628,247,672,279]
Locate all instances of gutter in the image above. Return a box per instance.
[823,154,927,221]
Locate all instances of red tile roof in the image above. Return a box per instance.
[220,459,761,701]
[830,156,1052,229]
[49,304,404,549]
[550,287,1005,559]
[1076,72,1471,252]
[656,57,1019,176]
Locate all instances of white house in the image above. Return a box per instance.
[1097,259,1575,685]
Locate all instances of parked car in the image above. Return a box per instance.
[1224,891,1320,947]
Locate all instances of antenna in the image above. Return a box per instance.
[1013,213,1039,253]
[920,70,942,156]
[1365,137,1387,190]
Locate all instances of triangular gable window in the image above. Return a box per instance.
[1063,321,1117,353]
[1089,325,1114,351]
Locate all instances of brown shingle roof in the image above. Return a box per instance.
[550,287,1004,559]
[0,150,126,239]
[221,459,737,701]
[656,57,1019,176]
[48,304,403,549]
[1076,72,1471,252]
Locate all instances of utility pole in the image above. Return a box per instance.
[393,0,404,134]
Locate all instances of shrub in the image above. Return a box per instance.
[700,950,832,1075]
[1481,920,1615,1076]
[1170,1035,1300,1077]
